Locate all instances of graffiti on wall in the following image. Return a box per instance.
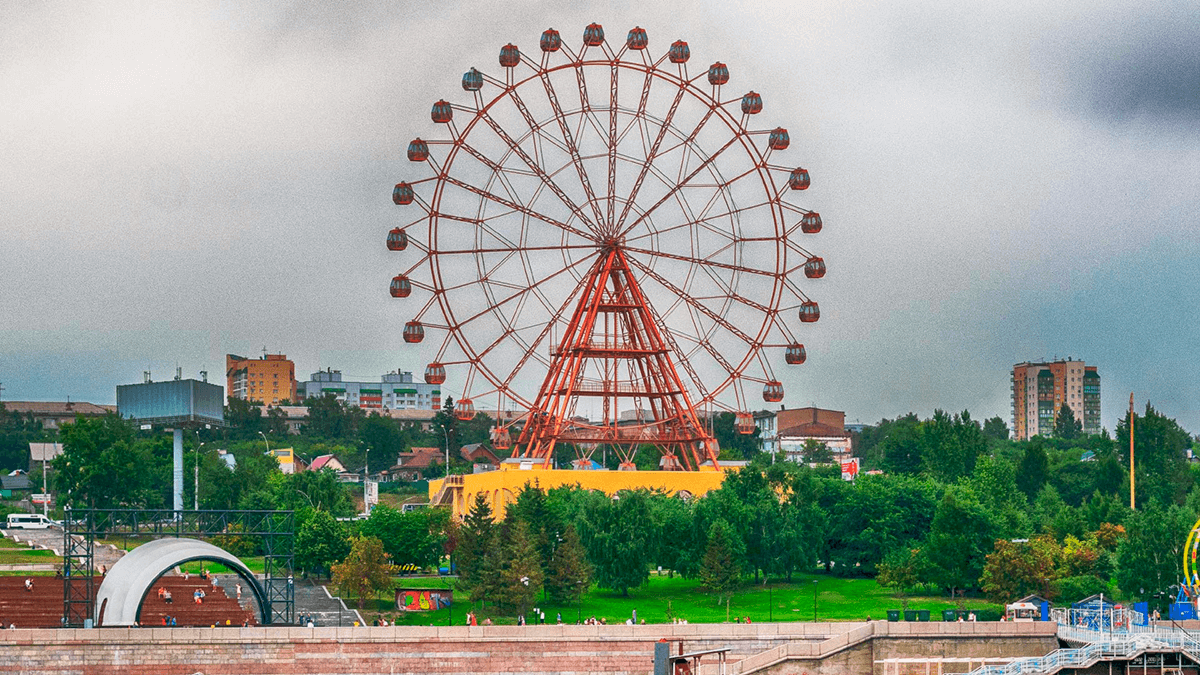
[395,588,452,612]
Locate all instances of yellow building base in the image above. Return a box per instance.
[428,466,733,519]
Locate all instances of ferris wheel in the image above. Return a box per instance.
[388,23,825,470]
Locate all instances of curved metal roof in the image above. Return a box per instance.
[95,537,263,626]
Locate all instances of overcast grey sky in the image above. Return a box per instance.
[2,1,1197,434]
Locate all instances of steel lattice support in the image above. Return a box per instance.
[517,247,718,469]
[61,509,294,627]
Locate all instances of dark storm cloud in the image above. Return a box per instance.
[1040,1,1200,123]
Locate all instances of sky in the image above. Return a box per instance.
[1,0,1198,435]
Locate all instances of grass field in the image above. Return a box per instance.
[0,534,62,566]
[342,572,1002,626]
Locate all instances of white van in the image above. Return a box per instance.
[5,513,56,529]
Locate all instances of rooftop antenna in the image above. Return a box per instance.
[144,370,152,383]
[262,345,268,358]
[200,370,208,383]
[0,381,5,402]
[175,366,182,381]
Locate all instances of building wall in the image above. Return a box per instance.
[0,622,1060,675]
[777,407,846,431]
[226,354,296,406]
[1011,360,1101,440]
[298,370,441,411]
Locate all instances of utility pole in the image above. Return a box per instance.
[1129,393,1136,510]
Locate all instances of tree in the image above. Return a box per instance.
[580,489,655,596]
[828,473,938,575]
[1017,441,1050,500]
[456,493,499,608]
[331,535,392,609]
[983,416,1010,442]
[699,520,741,620]
[1116,403,1193,506]
[922,410,985,483]
[801,439,834,464]
[359,413,404,458]
[1054,404,1082,440]
[877,545,928,595]
[546,524,591,605]
[304,393,363,439]
[922,486,997,594]
[359,504,445,569]
[1115,501,1190,607]
[52,414,169,509]
[879,416,925,475]
[980,537,1060,602]
[495,520,543,616]
[0,403,42,472]
[508,483,563,586]
[296,510,351,578]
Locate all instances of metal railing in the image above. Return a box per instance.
[968,618,1198,675]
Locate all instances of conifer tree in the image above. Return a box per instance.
[497,519,543,617]
[457,492,498,609]
[546,524,591,605]
[699,519,741,621]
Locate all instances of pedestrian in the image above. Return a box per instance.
[632,608,637,624]
[540,610,545,624]
[556,612,562,625]
[236,583,242,601]
[23,578,33,592]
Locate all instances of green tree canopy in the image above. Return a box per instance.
[1017,440,1050,500]
[580,489,655,596]
[296,509,351,578]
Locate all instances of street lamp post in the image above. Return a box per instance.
[813,579,819,622]
[258,431,270,456]
[194,441,208,511]
[438,423,450,477]
[364,447,371,515]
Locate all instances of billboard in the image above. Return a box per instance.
[116,378,224,427]
[840,457,860,481]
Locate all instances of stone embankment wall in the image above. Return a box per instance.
[0,621,1058,675]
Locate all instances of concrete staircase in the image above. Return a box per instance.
[292,577,361,627]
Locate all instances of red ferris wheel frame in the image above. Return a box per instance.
[389,23,824,470]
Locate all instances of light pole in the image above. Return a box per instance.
[364,447,371,515]
[258,431,270,456]
[812,579,819,622]
[194,440,209,511]
[438,423,450,477]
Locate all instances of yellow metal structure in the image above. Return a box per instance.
[428,464,733,519]
[1184,515,1200,594]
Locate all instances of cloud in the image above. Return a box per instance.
[1036,0,1200,124]
[1,1,1197,435]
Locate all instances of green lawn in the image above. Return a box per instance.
[342,572,1002,626]
[0,534,62,565]
[179,557,266,575]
